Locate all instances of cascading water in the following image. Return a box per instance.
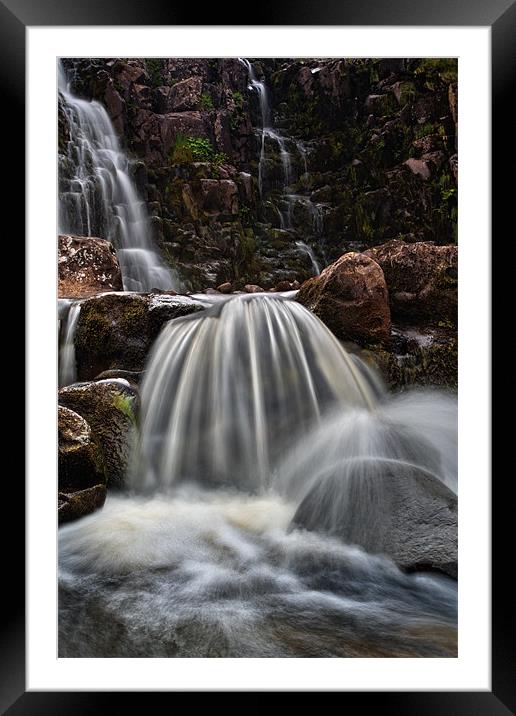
[239,59,322,275]
[295,240,321,276]
[58,298,81,387]
[131,296,375,493]
[59,294,457,657]
[58,61,181,292]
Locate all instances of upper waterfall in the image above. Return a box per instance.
[58,61,182,293]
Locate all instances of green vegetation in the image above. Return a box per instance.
[414,58,457,85]
[112,393,137,425]
[170,134,229,165]
[199,92,214,110]
[146,58,165,88]
[233,91,244,108]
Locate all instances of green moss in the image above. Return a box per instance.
[112,393,137,425]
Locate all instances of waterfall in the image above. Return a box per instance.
[131,295,375,493]
[296,240,321,275]
[58,299,81,387]
[60,293,458,658]
[58,62,181,293]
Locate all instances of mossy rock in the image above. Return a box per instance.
[58,406,105,491]
[74,293,205,380]
[59,380,139,489]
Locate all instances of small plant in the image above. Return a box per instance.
[146,58,165,88]
[232,90,244,108]
[199,92,214,110]
[441,187,456,201]
[170,134,229,165]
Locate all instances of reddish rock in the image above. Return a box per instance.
[216,282,233,293]
[404,158,432,180]
[200,179,238,216]
[169,76,203,112]
[58,235,122,298]
[412,135,443,155]
[275,280,293,292]
[364,240,458,325]
[296,253,391,346]
[244,284,264,293]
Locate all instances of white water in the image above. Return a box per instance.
[58,298,81,387]
[59,487,457,657]
[295,240,321,275]
[131,296,375,493]
[58,62,181,292]
[59,294,457,657]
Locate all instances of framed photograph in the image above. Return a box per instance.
[7,0,506,708]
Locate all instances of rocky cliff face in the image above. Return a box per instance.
[59,57,457,292]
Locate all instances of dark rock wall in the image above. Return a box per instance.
[59,58,457,292]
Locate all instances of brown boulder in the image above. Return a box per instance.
[216,282,233,293]
[58,235,122,298]
[296,253,391,346]
[364,240,458,326]
[244,284,264,294]
[59,380,139,489]
[58,406,105,491]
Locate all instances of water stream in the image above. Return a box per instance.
[58,61,181,292]
[59,295,457,657]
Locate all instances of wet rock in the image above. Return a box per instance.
[364,240,457,326]
[216,282,233,293]
[244,284,264,293]
[59,380,139,489]
[58,406,105,491]
[74,293,204,380]
[291,465,457,579]
[59,485,107,525]
[58,235,122,298]
[296,252,391,346]
[94,369,144,385]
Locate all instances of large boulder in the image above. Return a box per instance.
[58,406,106,524]
[291,464,457,579]
[74,293,205,380]
[58,380,139,489]
[296,252,391,346]
[364,240,457,326]
[58,235,123,298]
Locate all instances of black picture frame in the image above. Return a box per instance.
[7,0,507,709]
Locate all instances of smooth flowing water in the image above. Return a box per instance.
[58,62,181,292]
[58,298,81,387]
[59,295,457,657]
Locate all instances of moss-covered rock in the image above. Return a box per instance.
[58,406,105,491]
[74,293,205,379]
[58,380,139,488]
